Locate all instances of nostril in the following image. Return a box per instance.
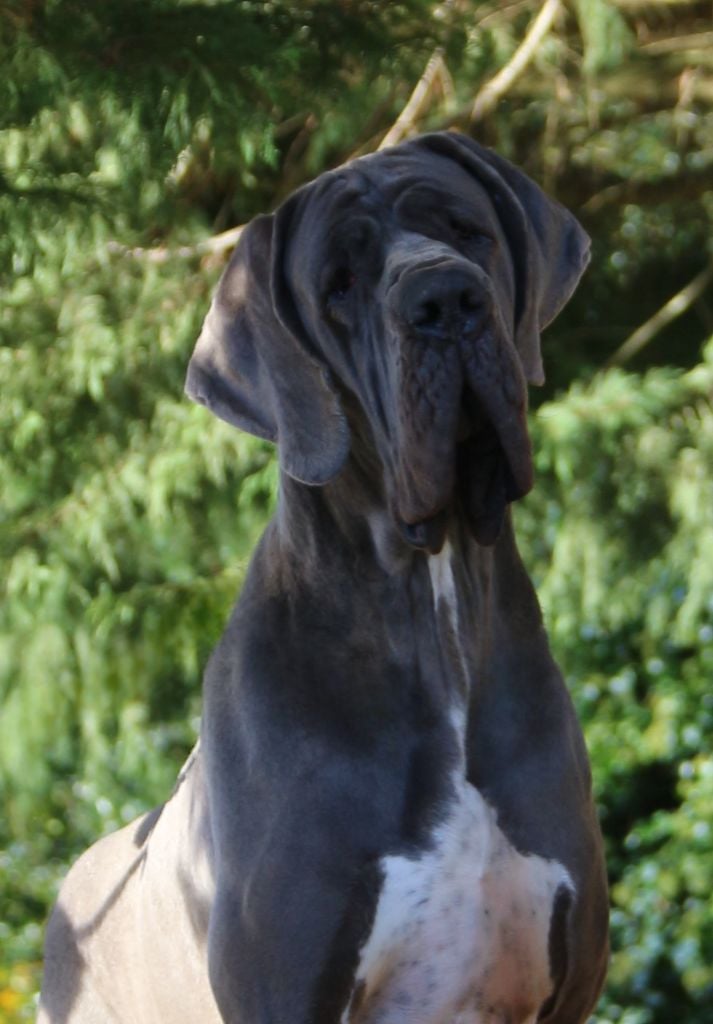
[460,290,480,314]
[415,299,443,327]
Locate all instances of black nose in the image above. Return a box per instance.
[401,266,485,339]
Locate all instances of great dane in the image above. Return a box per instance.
[39,131,609,1024]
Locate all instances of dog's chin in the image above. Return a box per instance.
[397,510,450,555]
[397,408,533,554]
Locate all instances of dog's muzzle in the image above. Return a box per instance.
[388,258,532,553]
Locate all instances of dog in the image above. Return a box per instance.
[39,130,609,1024]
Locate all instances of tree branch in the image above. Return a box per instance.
[107,225,245,263]
[612,0,702,6]
[640,30,713,55]
[607,262,713,367]
[109,47,450,260]
[470,0,562,124]
[103,0,568,263]
[378,48,447,150]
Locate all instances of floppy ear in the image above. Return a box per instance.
[418,132,590,385]
[185,212,350,485]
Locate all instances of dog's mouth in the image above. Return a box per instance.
[397,390,532,554]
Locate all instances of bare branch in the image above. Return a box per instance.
[196,225,245,254]
[613,0,708,9]
[640,30,713,55]
[109,0,568,263]
[470,0,562,124]
[379,48,448,150]
[107,225,245,262]
[607,262,713,367]
[475,0,535,32]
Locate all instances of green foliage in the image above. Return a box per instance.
[575,0,634,75]
[517,345,713,1023]
[1,0,712,1020]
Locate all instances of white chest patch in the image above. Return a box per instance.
[343,543,573,1024]
[346,780,572,1024]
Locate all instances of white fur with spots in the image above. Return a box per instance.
[346,776,572,1024]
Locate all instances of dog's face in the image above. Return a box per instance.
[283,146,529,551]
[187,132,589,553]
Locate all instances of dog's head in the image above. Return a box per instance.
[186,131,589,552]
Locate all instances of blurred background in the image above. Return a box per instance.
[1,0,712,1020]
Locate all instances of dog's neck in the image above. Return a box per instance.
[267,463,545,710]
[274,460,487,577]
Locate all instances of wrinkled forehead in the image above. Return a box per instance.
[283,147,503,281]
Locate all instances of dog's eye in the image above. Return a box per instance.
[327,268,357,302]
[450,219,483,243]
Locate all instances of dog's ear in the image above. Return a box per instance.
[185,212,350,485]
[418,132,590,385]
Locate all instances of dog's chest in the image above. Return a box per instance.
[346,779,571,1024]
[343,546,570,1024]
